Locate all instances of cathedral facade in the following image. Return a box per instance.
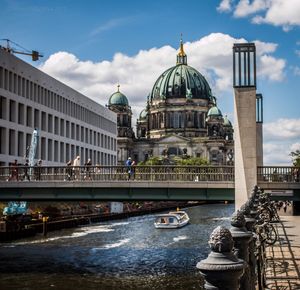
[107,40,234,165]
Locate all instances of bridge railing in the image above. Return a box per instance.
[0,165,235,182]
[257,166,299,183]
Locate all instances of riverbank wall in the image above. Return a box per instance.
[0,201,207,242]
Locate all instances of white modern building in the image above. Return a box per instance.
[0,48,117,166]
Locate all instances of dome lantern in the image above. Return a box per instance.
[176,35,187,65]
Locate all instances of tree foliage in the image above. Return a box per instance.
[138,156,209,166]
[290,149,300,167]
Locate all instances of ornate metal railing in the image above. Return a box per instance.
[257,166,300,183]
[0,165,235,182]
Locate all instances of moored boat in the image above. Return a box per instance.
[154,210,190,229]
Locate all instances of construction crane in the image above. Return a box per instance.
[0,38,43,61]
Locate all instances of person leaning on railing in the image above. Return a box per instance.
[65,160,73,181]
[293,167,299,182]
[8,159,19,181]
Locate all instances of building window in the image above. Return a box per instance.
[9,71,13,92]
[54,141,58,162]
[0,96,7,120]
[41,112,46,131]
[54,117,59,135]
[48,114,53,133]
[66,143,70,163]
[41,137,46,160]
[60,119,64,137]
[48,139,53,161]
[34,109,40,128]
[71,123,75,139]
[9,129,15,155]
[13,73,17,94]
[81,126,84,142]
[26,133,31,154]
[18,103,24,125]
[0,67,3,88]
[66,121,70,138]
[76,124,79,141]
[89,130,92,144]
[59,142,65,162]
[26,106,32,127]
[71,145,75,160]
[17,131,24,157]
[0,127,6,154]
[9,100,16,122]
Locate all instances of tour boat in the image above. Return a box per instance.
[154,211,190,229]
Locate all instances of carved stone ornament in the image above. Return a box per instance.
[208,226,234,253]
[246,199,254,210]
[231,210,246,228]
[240,203,250,216]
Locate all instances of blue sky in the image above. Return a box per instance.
[1,0,299,165]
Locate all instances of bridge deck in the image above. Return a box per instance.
[0,166,299,201]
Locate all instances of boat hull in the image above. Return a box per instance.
[154,219,189,229]
[154,211,190,229]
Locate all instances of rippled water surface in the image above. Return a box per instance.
[0,203,234,290]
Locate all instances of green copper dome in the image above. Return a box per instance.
[150,40,212,101]
[150,64,213,101]
[207,106,222,117]
[139,108,147,120]
[223,115,232,127]
[108,86,129,106]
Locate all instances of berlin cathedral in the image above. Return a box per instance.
[107,40,234,165]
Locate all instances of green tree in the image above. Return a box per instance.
[138,156,209,166]
[290,149,300,167]
[174,156,209,166]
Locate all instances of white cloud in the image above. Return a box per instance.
[263,142,294,165]
[218,0,300,31]
[263,119,300,165]
[295,50,300,57]
[264,118,300,141]
[257,55,285,81]
[217,0,233,12]
[291,66,300,76]
[90,17,134,36]
[234,0,269,18]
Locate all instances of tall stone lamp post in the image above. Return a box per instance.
[233,43,261,209]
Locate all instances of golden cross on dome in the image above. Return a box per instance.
[178,33,186,57]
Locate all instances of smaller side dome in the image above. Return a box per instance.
[108,85,129,106]
[139,108,147,120]
[223,115,232,127]
[208,106,223,117]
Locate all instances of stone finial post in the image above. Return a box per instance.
[197,226,245,290]
[230,211,254,290]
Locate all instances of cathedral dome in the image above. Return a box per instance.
[223,115,232,127]
[150,39,213,101]
[108,85,129,106]
[207,106,222,117]
[139,108,147,120]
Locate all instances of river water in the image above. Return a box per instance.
[0,203,234,290]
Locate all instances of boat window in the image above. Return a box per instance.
[169,217,175,223]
